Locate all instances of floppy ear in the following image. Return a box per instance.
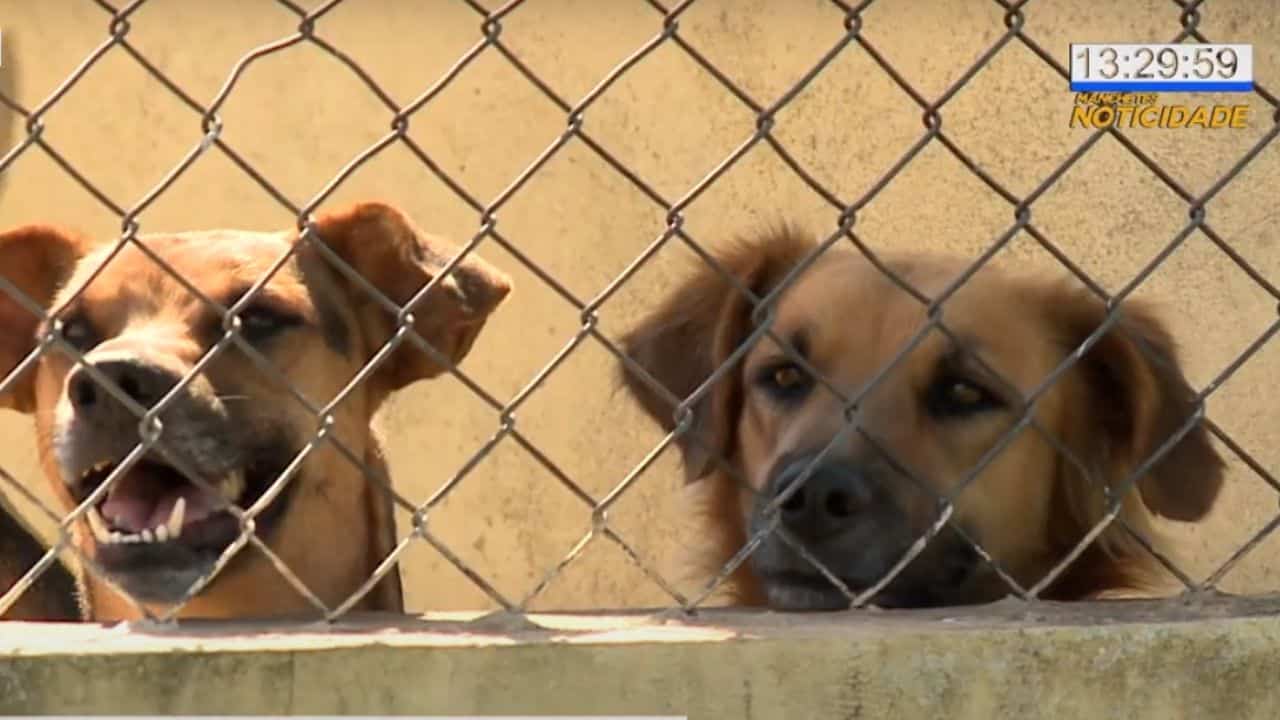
[0,225,87,413]
[1049,286,1225,522]
[309,202,512,406]
[617,226,816,484]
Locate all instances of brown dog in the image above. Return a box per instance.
[0,202,511,621]
[618,227,1225,610]
[0,500,79,620]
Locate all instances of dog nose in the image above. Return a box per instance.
[771,459,873,540]
[68,359,179,415]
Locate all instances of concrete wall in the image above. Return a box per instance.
[5,598,1280,717]
[0,0,1277,615]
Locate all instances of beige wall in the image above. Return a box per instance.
[0,0,1277,613]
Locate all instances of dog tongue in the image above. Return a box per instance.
[100,467,222,533]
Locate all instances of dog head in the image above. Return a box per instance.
[619,227,1224,610]
[0,202,511,618]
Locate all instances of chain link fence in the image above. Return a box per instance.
[0,0,1277,624]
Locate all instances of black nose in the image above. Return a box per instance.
[770,458,873,540]
[68,359,179,416]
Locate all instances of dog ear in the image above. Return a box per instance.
[0,225,87,413]
[617,227,815,484]
[1048,286,1225,522]
[309,202,512,406]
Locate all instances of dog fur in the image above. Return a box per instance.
[0,500,79,620]
[618,226,1225,610]
[0,202,511,621]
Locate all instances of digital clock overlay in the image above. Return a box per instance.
[1069,43,1254,92]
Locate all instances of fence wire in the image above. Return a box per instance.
[0,0,1276,624]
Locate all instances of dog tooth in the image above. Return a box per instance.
[166,497,186,539]
[220,472,246,502]
[81,459,116,482]
[140,528,154,543]
[86,508,111,543]
[155,524,169,543]
[109,531,124,544]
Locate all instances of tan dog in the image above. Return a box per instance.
[618,227,1225,610]
[0,501,79,620]
[0,202,511,621]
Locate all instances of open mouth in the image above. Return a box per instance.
[77,458,251,550]
[68,451,296,603]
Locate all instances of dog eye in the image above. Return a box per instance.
[925,376,1002,418]
[57,314,98,352]
[757,362,813,402]
[235,305,301,343]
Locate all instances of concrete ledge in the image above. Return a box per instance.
[3,594,1280,717]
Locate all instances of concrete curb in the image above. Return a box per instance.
[2,597,1280,717]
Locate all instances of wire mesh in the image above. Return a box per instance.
[0,0,1276,623]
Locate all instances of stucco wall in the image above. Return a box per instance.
[0,0,1277,614]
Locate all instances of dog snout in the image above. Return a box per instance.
[68,357,181,419]
[771,457,875,541]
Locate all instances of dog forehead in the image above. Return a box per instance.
[767,250,929,338]
[126,229,295,274]
[766,251,1052,379]
[64,230,307,306]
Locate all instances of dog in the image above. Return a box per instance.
[0,501,79,620]
[617,226,1225,611]
[0,202,511,621]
